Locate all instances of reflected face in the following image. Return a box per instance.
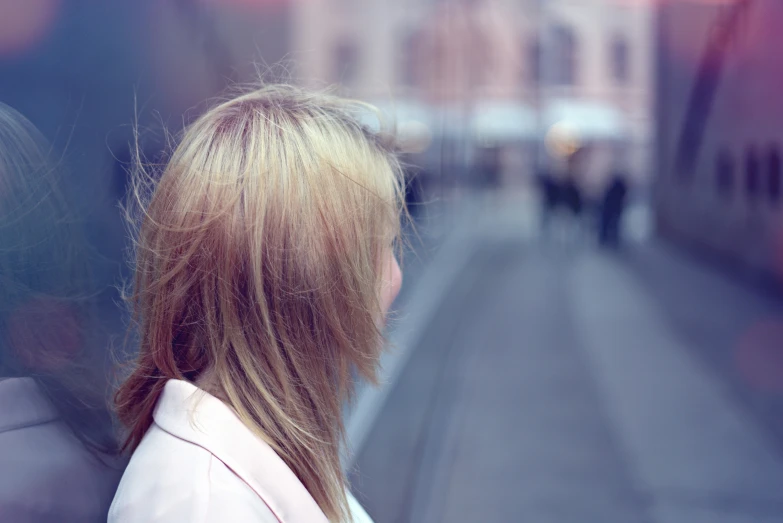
[380,249,402,319]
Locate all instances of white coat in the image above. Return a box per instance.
[108,379,373,523]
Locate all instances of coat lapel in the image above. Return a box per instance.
[153,379,329,523]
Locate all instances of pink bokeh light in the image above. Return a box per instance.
[773,231,783,284]
[735,319,783,393]
[610,0,739,5]
[201,0,290,11]
[0,0,61,57]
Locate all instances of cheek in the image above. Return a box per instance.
[390,256,402,300]
[381,253,402,313]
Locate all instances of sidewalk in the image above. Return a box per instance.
[348,196,783,523]
[572,250,783,523]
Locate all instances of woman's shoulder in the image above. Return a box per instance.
[109,424,278,522]
[109,424,211,521]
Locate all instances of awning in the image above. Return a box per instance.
[357,98,627,144]
[363,100,539,142]
[361,99,434,132]
[472,101,537,142]
[543,99,626,140]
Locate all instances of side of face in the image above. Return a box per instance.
[380,249,402,319]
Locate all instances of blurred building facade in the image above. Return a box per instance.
[0,0,654,206]
[291,0,653,194]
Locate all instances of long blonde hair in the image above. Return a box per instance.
[114,85,406,522]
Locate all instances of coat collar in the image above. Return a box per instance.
[0,377,59,433]
[153,379,329,523]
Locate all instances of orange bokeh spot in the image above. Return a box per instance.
[0,0,61,57]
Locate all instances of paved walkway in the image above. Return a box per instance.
[348,197,783,523]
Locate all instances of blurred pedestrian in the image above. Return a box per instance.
[109,85,406,523]
[476,145,502,190]
[539,147,588,244]
[559,177,583,217]
[561,146,586,218]
[598,172,629,248]
[536,166,559,231]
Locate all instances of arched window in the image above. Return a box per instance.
[715,148,734,199]
[529,38,542,85]
[333,40,359,87]
[400,30,421,88]
[469,27,492,87]
[611,36,630,84]
[551,24,577,86]
[768,146,781,205]
[745,146,760,201]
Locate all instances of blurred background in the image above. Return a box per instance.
[1,0,782,522]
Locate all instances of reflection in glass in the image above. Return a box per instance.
[0,103,122,523]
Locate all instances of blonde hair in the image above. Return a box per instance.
[114,85,405,522]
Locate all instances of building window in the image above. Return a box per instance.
[333,40,359,87]
[469,27,492,88]
[551,24,577,86]
[745,147,760,201]
[768,146,781,205]
[715,148,734,199]
[529,38,541,85]
[611,36,630,84]
[400,30,420,88]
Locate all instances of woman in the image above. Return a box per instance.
[0,103,122,522]
[110,85,406,522]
